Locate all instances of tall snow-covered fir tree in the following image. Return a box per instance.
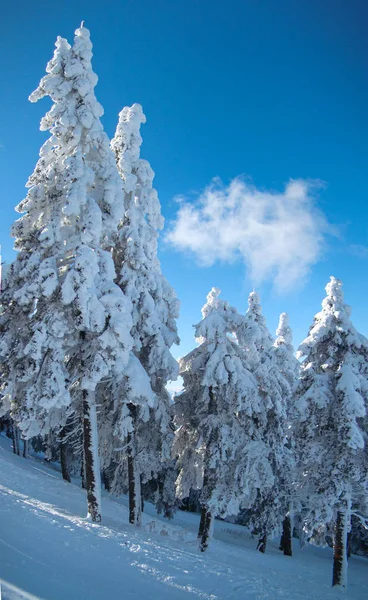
[101,103,179,525]
[174,288,257,551]
[0,25,135,522]
[294,276,368,587]
[273,312,300,556]
[235,293,291,553]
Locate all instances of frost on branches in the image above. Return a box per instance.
[102,103,179,524]
[294,276,368,587]
[1,25,134,522]
[174,288,256,551]
[235,293,293,553]
[273,312,300,556]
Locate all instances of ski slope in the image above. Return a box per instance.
[0,434,366,600]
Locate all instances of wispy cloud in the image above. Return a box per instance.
[166,177,332,292]
[349,244,368,259]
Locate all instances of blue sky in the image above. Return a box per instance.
[1,0,367,361]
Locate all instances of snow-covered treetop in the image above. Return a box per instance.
[111,103,146,193]
[298,276,365,359]
[25,24,124,243]
[111,103,179,388]
[246,291,273,344]
[180,288,256,411]
[111,103,163,231]
[275,312,293,349]
[235,290,274,372]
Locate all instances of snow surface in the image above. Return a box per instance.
[0,434,367,600]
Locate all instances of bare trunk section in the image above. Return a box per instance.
[80,458,86,489]
[332,506,349,587]
[127,403,142,527]
[257,532,267,553]
[82,391,102,522]
[279,515,292,556]
[22,439,28,458]
[198,506,207,539]
[60,427,71,483]
[12,423,20,456]
[199,508,213,552]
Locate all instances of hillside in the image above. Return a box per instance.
[0,434,366,600]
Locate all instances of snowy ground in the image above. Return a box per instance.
[0,435,367,600]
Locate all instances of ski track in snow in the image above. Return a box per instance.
[0,435,367,600]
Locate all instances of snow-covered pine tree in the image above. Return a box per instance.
[0,263,24,456]
[294,277,368,587]
[173,288,256,551]
[0,25,134,522]
[103,103,179,525]
[273,313,300,556]
[235,293,290,553]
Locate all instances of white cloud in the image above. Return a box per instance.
[166,177,331,292]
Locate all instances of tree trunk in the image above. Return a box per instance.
[80,457,86,489]
[140,475,144,514]
[257,532,267,553]
[12,424,20,456]
[199,509,213,552]
[60,445,71,483]
[102,470,111,491]
[22,438,28,458]
[280,515,292,556]
[198,506,207,539]
[127,404,142,527]
[347,531,352,560]
[332,509,349,587]
[82,391,102,522]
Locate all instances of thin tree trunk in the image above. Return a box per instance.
[332,507,349,587]
[198,506,207,538]
[80,457,86,489]
[127,404,142,527]
[199,509,213,552]
[82,391,102,522]
[257,532,267,553]
[60,446,71,483]
[280,515,292,556]
[102,470,111,491]
[12,424,20,456]
[22,438,28,458]
[140,475,144,514]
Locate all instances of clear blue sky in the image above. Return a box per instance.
[1,0,367,360]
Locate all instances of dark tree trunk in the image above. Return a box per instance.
[198,506,207,539]
[199,509,213,552]
[12,425,20,456]
[257,532,267,553]
[60,445,71,483]
[22,438,28,458]
[279,515,292,556]
[82,392,101,522]
[127,404,142,527]
[332,510,348,587]
[80,457,86,489]
[102,470,111,492]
